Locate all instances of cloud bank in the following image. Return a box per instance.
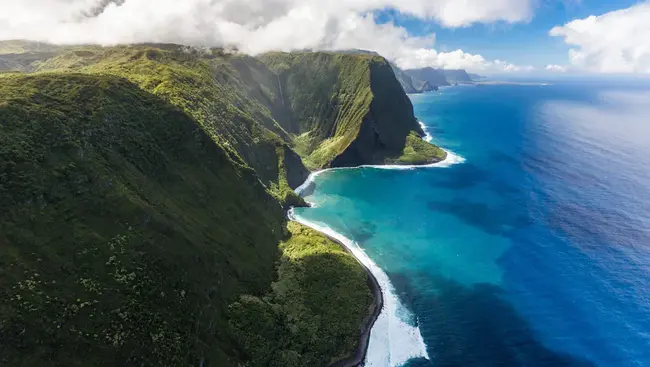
[545,64,567,72]
[0,0,536,73]
[550,2,650,73]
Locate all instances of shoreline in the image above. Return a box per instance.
[289,148,464,366]
[288,212,384,367]
[295,148,465,196]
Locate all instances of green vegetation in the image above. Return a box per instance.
[261,52,376,168]
[260,52,443,168]
[229,222,373,367]
[0,41,446,366]
[7,43,444,171]
[392,131,448,165]
[35,46,303,198]
[0,40,62,72]
[0,40,61,54]
[0,73,286,366]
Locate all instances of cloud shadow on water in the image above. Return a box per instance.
[427,198,531,237]
[392,273,596,367]
[427,163,489,190]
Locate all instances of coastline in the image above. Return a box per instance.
[289,148,464,366]
[287,212,384,367]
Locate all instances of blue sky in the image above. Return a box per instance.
[377,0,642,69]
[3,0,649,74]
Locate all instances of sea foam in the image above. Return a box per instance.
[419,121,433,142]
[295,148,465,196]
[291,147,464,366]
[287,211,431,367]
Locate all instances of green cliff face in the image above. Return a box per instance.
[34,45,308,206]
[0,73,285,366]
[229,222,373,367]
[3,43,445,171]
[0,42,445,366]
[260,52,443,168]
[390,62,419,93]
[0,69,370,367]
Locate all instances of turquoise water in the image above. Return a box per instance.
[292,82,650,367]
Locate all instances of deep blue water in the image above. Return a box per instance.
[293,81,650,367]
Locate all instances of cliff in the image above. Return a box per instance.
[390,62,419,93]
[442,69,473,84]
[0,73,286,365]
[389,62,440,94]
[34,45,308,207]
[469,72,486,81]
[0,42,445,366]
[404,67,451,87]
[260,52,442,168]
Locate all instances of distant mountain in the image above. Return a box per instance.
[441,69,473,84]
[404,67,451,88]
[468,72,486,81]
[337,50,478,93]
[413,79,437,92]
[389,63,418,93]
[0,40,61,72]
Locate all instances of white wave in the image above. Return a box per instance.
[296,149,466,196]
[294,169,327,195]
[286,211,430,367]
[290,148,465,365]
[296,147,465,194]
[419,121,433,143]
[369,149,466,170]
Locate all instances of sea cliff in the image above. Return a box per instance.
[0,41,445,366]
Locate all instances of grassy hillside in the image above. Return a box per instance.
[0,73,285,366]
[35,45,307,206]
[5,43,445,171]
[0,43,448,366]
[0,71,373,367]
[0,40,61,54]
[0,40,62,72]
[261,52,445,168]
[229,222,373,367]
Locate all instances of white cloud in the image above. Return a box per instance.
[546,64,567,72]
[490,59,535,73]
[550,2,650,73]
[0,0,536,72]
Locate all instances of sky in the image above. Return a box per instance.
[1,0,649,74]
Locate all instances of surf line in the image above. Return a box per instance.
[295,148,465,196]
[290,145,465,366]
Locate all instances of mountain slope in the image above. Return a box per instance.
[441,69,473,84]
[0,73,286,366]
[260,52,443,168]
[0,43,446,366]
[390,63,438,94]
[390,63,418,93]
[0,69,375,367]
[36,45,308,206]
[404,67,451,87]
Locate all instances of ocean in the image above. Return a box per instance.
[290,80,650,367]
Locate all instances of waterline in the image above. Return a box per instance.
[291,148,466,366]
[295,149,466,196]
[287,211,430,367]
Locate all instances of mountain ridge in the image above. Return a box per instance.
[0,41,446,366]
